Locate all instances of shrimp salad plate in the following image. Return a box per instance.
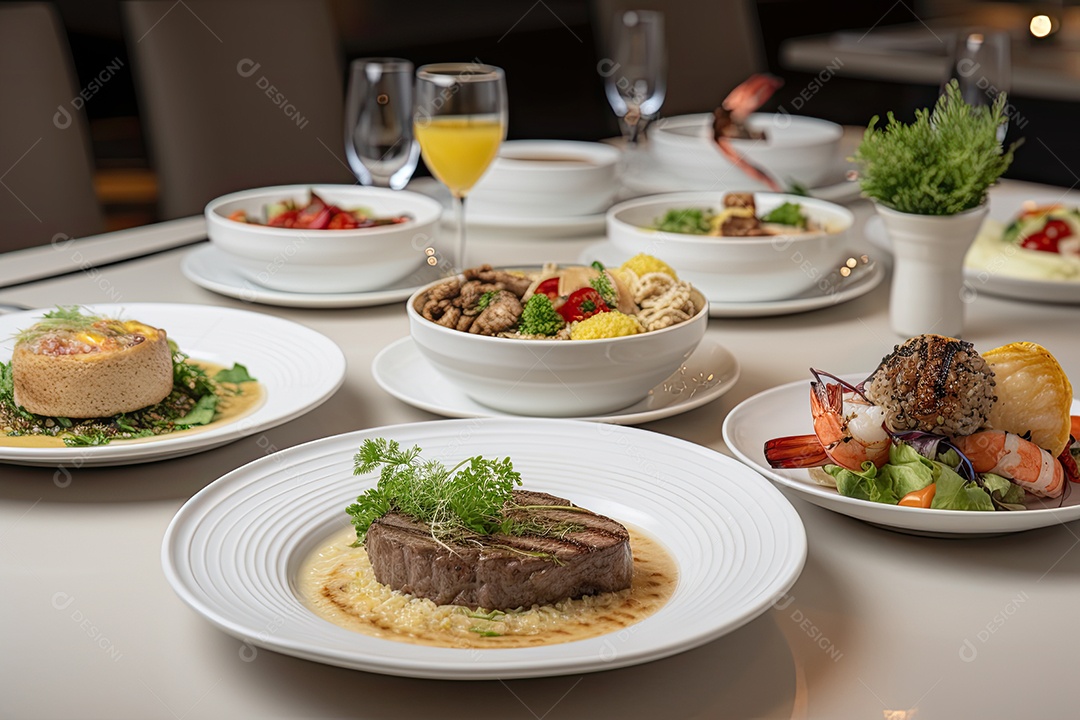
[723,376,1080,537]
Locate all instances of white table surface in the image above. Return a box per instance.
[2,180,1079,719]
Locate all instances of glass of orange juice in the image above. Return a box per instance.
[414,63,507,270]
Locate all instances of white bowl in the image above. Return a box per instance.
[606,191,854,303]
[205,185,443,294]
[649,113,843,189]
[468,140,621,217]
[406,277,708,416]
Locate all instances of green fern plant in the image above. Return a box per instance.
[852,80,1019,215]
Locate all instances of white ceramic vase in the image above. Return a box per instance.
[876,202,989,337]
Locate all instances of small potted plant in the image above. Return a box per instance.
[852,80,1018,336]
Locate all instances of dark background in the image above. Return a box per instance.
[22,0,1080,227]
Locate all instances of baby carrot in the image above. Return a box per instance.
[899,484,936,508]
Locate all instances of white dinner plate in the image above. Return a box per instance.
[0,303,345,466]
[865,209,1080,306]
[182,245,446,309]
[723,375,1080,536]
[580,242,884,318]
[371,336,740,424]
[162,418,806,679]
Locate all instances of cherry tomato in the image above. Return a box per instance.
[1020,219,1071,254]
[535,277,560,299]
[327,211,360,230]
[556,287,609,323]
[266,209,300,227]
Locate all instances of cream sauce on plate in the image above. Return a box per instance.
[299,525,677,649]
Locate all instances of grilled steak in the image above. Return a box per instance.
[365,490,633,610]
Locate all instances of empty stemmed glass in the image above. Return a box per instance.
[413,62,507,270]
[604,10,666,145]
[344,58,420,189]
[944,30,1011,140]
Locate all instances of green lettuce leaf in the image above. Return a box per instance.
[982,472,1027,510]
[214,363,256,384]
[930,469,994,511]
[825,441,938,505]
[173,394,218,426]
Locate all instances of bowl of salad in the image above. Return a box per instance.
[605,191,853,302]
[206,185,443,294]
[406,255,708,416]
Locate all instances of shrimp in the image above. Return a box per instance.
[953,430,1065,499]
[765,372,891,472]
[712,74,784,191]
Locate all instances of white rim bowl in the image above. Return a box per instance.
[406,273,709,416]
[605,191,854,303]
[649,113,843,189]
[205,185,443,294]
[469,140,622,217]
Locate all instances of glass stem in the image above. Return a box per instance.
[453,194,467,271]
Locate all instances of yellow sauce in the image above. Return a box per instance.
[298,525,678,649]
[0,360,263,448]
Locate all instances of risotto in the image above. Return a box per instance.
[299,525,677,649]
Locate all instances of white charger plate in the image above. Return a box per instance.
[372,336,740,424]
[723,375,1080,536]
[162,418,807,679]
[0,303,345,466]
[462,209,607,237]
[580,242,884,318]
[182,245,445,309]
[864,200,1080,306]
[408,178,609,238]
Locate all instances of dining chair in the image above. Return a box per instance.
[0,3,104,252]
[121,0,354,220]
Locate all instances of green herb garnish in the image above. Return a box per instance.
[589,272,618,307]
[852,79,1020,215]
[652,208,712,234]
[517,294,564,337]
[477,291,498,311]
[214,363,256,384]
[761,201,807,228]
[347,439,522,544]
[345,440,589,553]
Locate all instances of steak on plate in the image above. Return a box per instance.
[364,490,633,610]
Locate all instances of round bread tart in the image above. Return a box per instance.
[12,322,174,418]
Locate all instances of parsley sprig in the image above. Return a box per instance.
[347,439,523,545]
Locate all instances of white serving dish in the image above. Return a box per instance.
[649,113,843,189]
[605,191,854,303]
[468,140,621,217]
[205,184,443,294]
[406,275,709,416]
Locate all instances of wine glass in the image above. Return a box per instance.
[345,58,420,189]
[944,30,1011,140]
[603,10,666,145]
[414,62,507,270]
